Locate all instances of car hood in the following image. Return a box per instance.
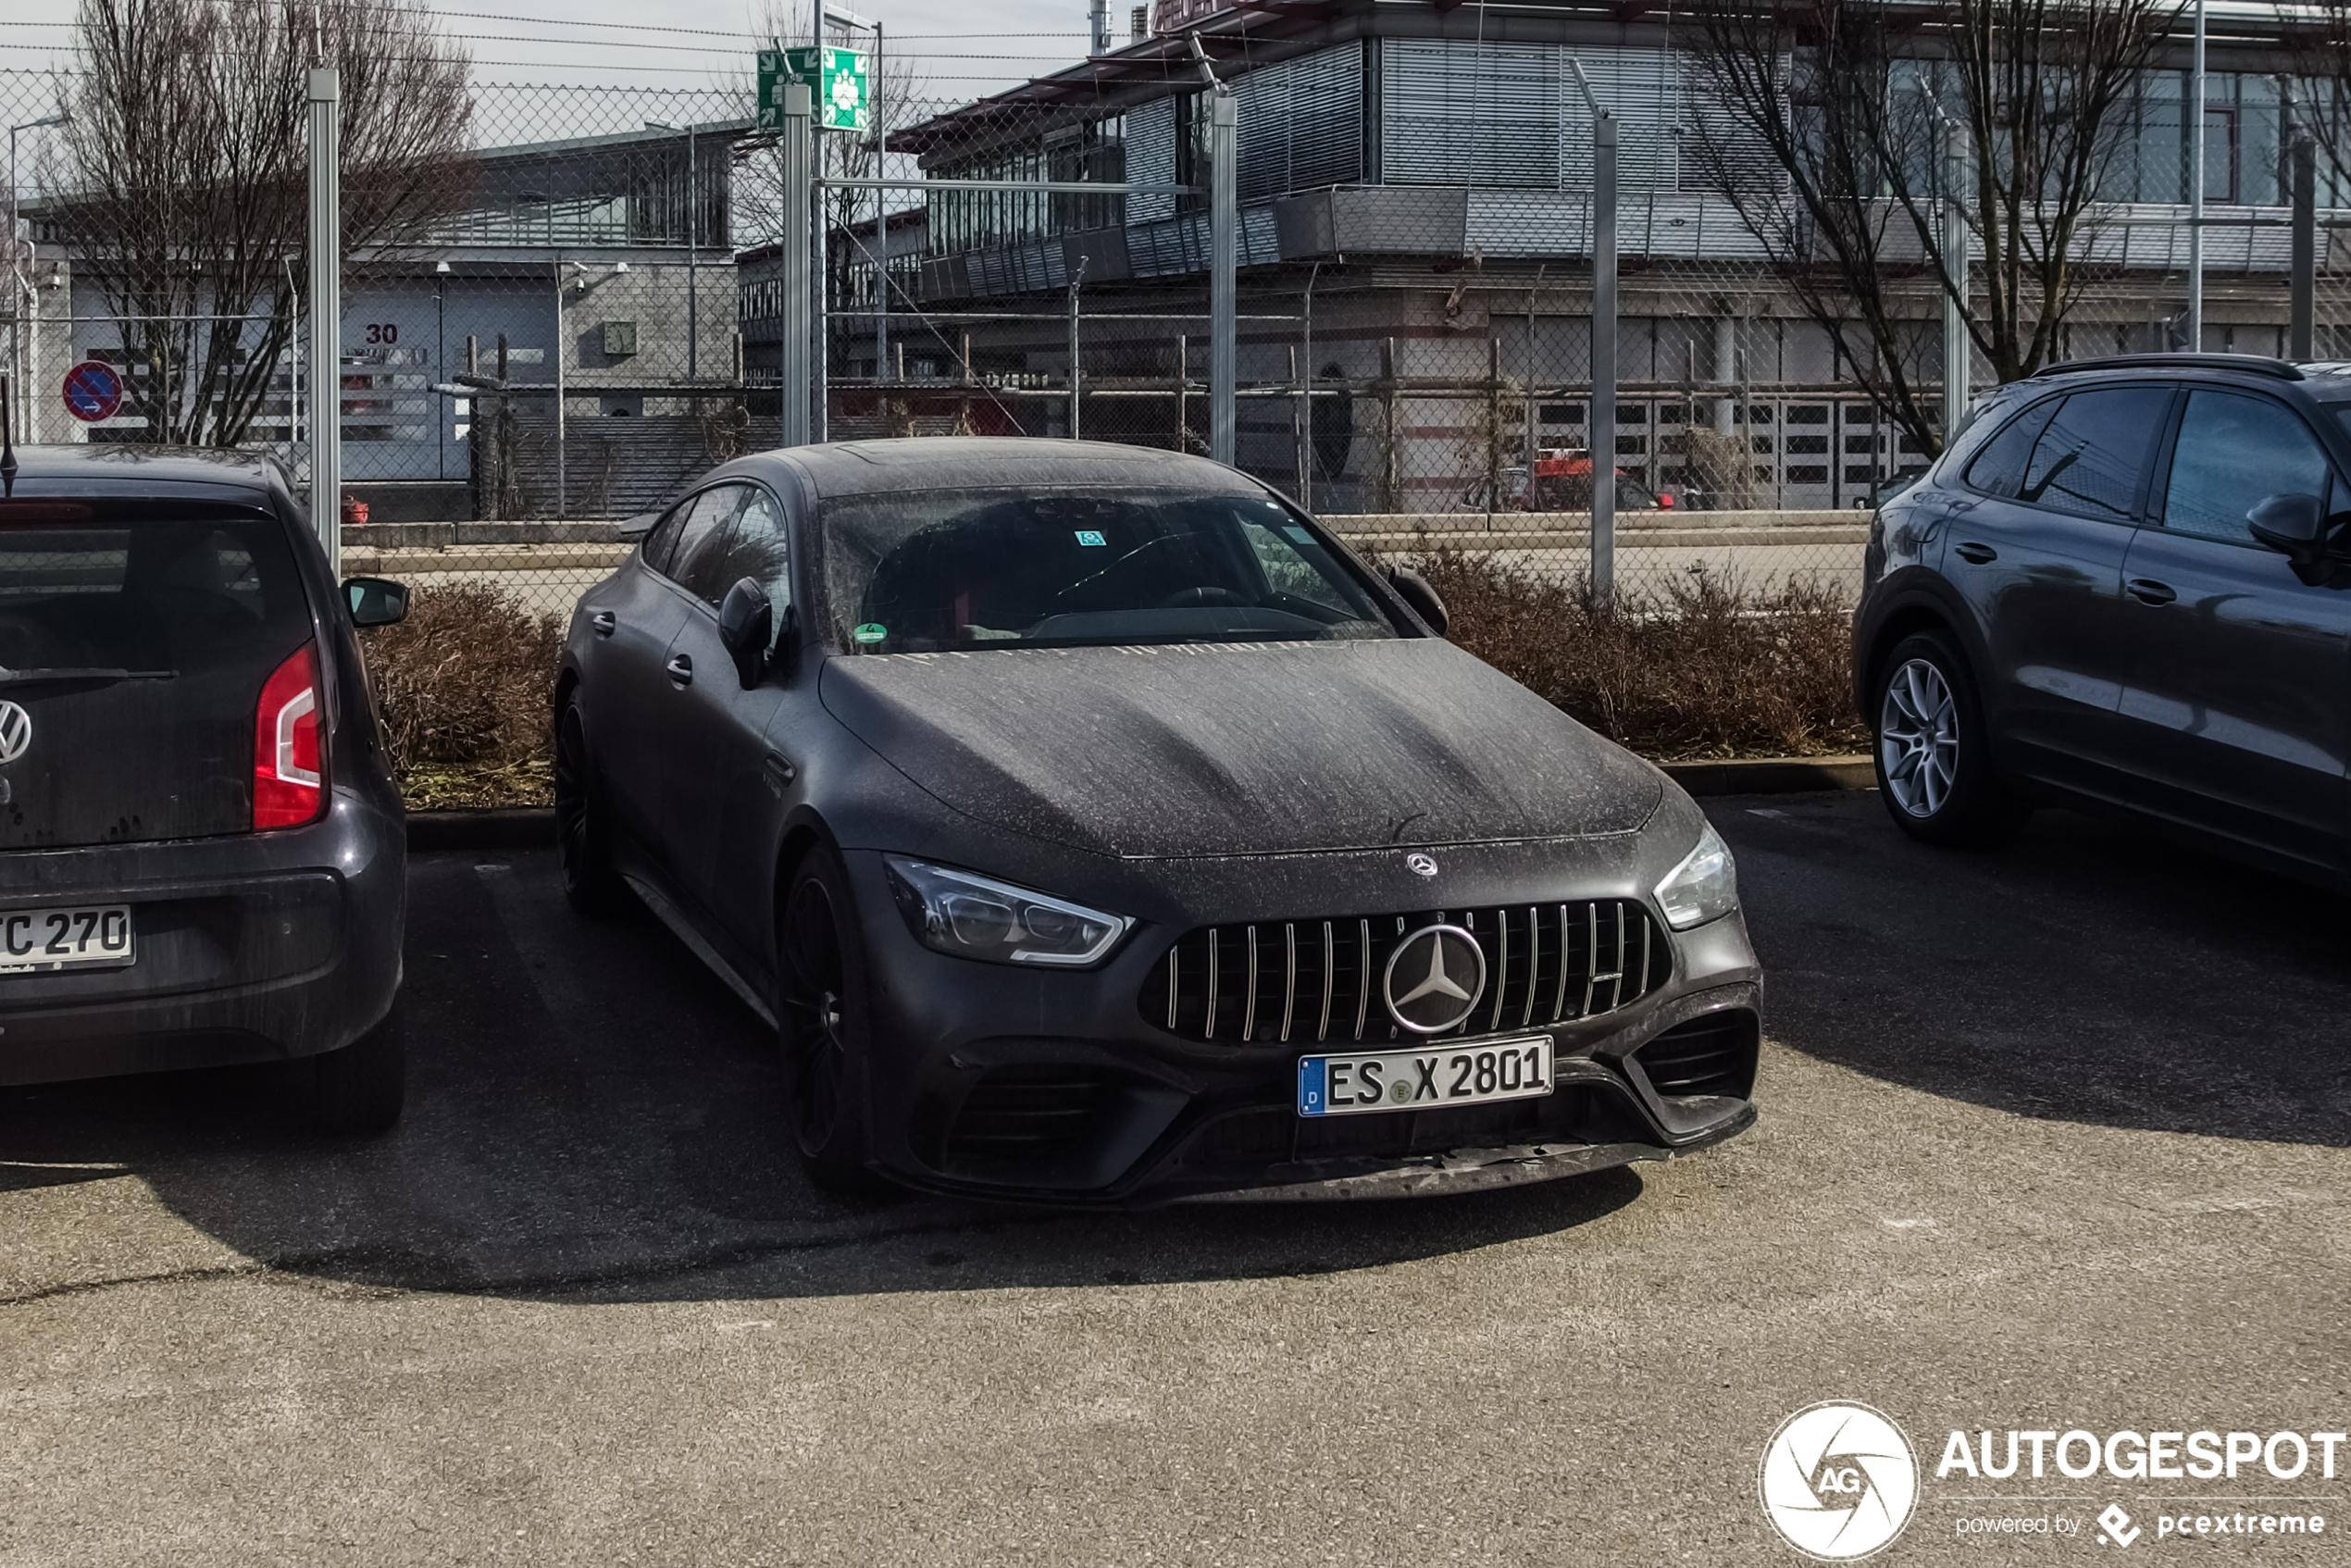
[818,639,1662,859]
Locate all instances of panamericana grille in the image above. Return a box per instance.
[1139,902,1666,1045]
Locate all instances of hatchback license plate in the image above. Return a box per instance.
[1298,1037,1553,1117]
[1,905,135,974]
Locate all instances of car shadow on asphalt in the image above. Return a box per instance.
[0,849,1648,1305]
[1716,788,2351,1151]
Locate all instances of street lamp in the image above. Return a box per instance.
[644,118,698,382]
[10,110,70,443]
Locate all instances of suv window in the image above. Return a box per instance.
[2164,390,2334,544]
[668,486,749,604]
[2018,387,2172,522]
[1962,397,2061,497]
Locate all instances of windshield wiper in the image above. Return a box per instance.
[0,667,178,688]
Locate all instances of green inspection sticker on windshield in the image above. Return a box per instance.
[852,622,888,644]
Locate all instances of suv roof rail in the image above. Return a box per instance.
[2033,353,2307,381]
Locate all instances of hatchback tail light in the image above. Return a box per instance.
[254,642,326,829]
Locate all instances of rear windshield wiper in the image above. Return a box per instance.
[0,667,177,688]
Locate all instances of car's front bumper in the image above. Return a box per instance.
[840,840,1761,1208]
[0,788,406,1088]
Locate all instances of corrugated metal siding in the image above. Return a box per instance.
[1126,97,1179,225]
[1381,40,1560,188]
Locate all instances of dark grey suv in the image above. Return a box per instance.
[1854,354,2351,884]
[0,444,412,1129]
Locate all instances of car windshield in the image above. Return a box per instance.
[817,487,1399,653]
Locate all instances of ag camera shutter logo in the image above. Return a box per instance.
[1760,1401,1920,1561]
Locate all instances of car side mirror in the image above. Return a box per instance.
[717,577,774,688]
[2247,492,2327,566]
[343,576,409,628]
[1387,566,1449,634]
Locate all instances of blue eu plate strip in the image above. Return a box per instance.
[1297,1055,1328,1117]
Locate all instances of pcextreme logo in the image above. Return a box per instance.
[1760,1401,1922,1561]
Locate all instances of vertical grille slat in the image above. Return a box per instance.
[1143,900,1668,1043]
[1317,920,1334,1042]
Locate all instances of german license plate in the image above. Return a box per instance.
[1298,1037,1553,1118]
[0,905,135,974]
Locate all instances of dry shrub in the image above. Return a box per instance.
[359,584,562,804]
[1400,547,1867,760]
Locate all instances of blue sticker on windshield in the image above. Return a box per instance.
[1075,530,1107,547]
[1283,527,1313,544]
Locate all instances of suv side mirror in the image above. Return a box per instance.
[1387,566,1449,634]
[2248,492,2328,566]
[717,577,774,688]
[344,576,409,628]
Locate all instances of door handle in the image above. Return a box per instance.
[590,610,616,638]
[665,653,694,687]
[1954,541,1997,564]
[2126,578,2178,606]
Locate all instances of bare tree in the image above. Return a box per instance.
[43,0,469,446]
[2283,0,2351,200]
[1686,0,2178,455]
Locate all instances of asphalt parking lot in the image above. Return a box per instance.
[3,789,2346,1566]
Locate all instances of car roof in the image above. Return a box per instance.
[722,437,1268,503]
[1,442,280,496]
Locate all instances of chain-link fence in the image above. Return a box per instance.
[12,31,2351,798]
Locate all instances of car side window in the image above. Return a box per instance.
[2017,387,2172,522]
[2162,390,2335,545]
[712,487,794,647]
[1961,398,2060,497]
[641,500,691,575]
[668,485,749,604]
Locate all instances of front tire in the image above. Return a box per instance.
[554,692,626,916]
[315,1009,405,1135]
[777,844,886,1194]
[1872,631,2031,846]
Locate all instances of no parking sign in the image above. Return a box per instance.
[61,361,123,423]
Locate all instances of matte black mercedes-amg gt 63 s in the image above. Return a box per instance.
[0,442,411,1130]
[559,439,1760,1203]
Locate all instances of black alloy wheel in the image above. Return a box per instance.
[554,695,625,915]
[1872,630,2031,847]
[777,844,881,1192]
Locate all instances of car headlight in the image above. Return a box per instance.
[884,857,1133,967]
[1654,823,1738,930]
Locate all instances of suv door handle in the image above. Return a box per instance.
[1954,541,1997,564]
[590,610,616,638]
[665,653,694,686]
[2126,578,2178,606]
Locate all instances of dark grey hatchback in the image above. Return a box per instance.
[1854,354,2351,883]
[0,443,412,1129]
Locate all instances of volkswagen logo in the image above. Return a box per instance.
[1404,852,1438,877]
[1381,923,1486,1034]
[0,701,30,765]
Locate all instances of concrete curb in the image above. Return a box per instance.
[402,756,1876,851]
[1661,754,1875,796]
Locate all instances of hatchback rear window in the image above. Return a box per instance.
[0,503,313,849]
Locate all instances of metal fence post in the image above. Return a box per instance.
[1944,133,1970,442]
[1209,86,1237,467]
[780,81,812,447]
[1067,270,1082,440]
[305,66,341,575]
[1590,106,1616,604]
[2292,120,2316,361]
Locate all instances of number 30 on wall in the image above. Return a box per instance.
[363,323,399,344]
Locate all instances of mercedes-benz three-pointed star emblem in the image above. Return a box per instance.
[1382,923,1487,1034]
